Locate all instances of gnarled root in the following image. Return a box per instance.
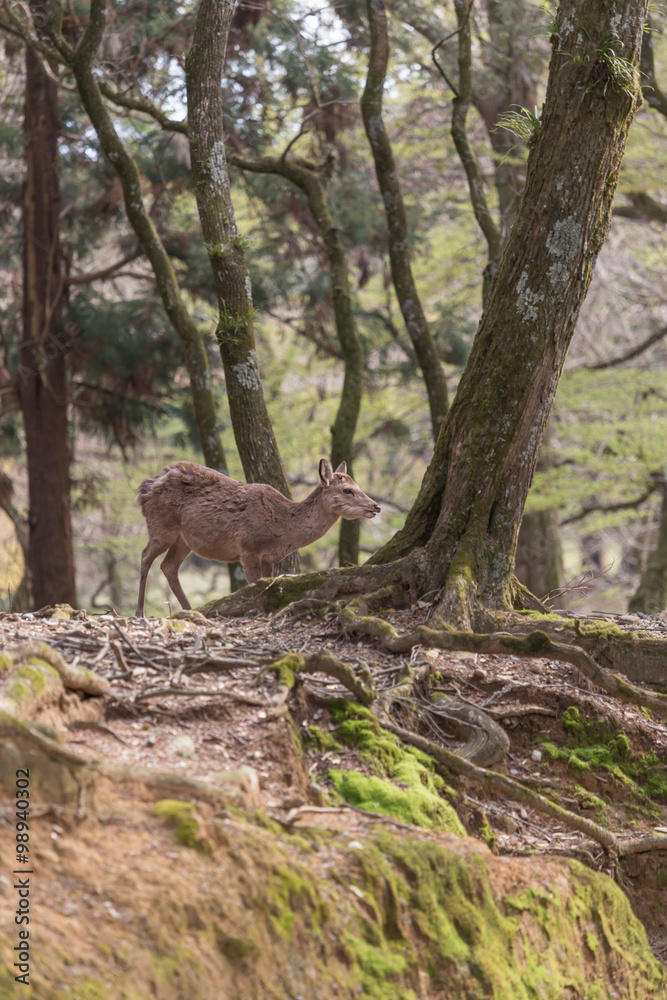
[201,554,426,617]
[339,601,667,718]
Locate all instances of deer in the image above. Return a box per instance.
[134,459,381,617]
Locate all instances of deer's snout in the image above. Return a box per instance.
[364,504,381,518]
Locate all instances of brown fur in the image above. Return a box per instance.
[135,459,380,616]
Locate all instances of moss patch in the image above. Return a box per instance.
[327,700,464,834]
[152,800,212,854]
[266,653,303,690]
[330,769,465,834]
[541,706,667,806]
[304,725,341,752]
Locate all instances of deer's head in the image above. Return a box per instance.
[318,460,381,520]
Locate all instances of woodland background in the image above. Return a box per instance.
[0,0,666,618]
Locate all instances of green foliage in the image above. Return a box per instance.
[594,32,638,96]
[495,105,541,143]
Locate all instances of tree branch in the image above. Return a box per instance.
[65,248,143,285]
[584,323,667,370]
[560,483,659,525]
[99,82,188,134]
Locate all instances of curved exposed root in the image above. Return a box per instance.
[339,601,667,717]
[380,714,667,857]
[5,640,110,697]
[201,554,425,617]
[0,710,98,767]
[380,714,618,851]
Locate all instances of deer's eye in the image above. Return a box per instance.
[343,488,353,494]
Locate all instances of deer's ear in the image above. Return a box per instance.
[334,460,347,475]
[319,459,334,486]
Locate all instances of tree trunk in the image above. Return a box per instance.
[449,0,503,303]
[230,152,364,567]
[629,480,667,614]
[0,471,32,611]
[17,41,76,609]
[186,0,298,574]
[361,0,449,440]
[62,1,226,476]
[372,0,647,628]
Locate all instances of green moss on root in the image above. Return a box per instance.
[304,725,342,752]
[330,768,465,834]
[542,707,667,808]
[328,700,464,833]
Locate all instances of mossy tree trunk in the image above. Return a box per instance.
[186,0,298,575]
[629,479,667,614]
[18,35,76,609]
[372,0,648,627]
[230,152,364,567]
[361,0,449,441]
[46,0,226,477]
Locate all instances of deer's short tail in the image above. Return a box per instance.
[135,463,187,513]
[135,477,155,513]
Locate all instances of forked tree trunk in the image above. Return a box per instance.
[372,0,648,628]
[186,0,298,574]
[63,1,226,474]
[17,43,76,609]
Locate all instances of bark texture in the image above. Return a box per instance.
[361,0,449,440]
[18,40,76,609]
[230,152,364,566]
[372,0,648,627]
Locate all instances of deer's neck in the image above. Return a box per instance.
[288,485,338,548]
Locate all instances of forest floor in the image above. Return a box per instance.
[2,603,667,977]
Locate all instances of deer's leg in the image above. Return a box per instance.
[136,536,171,617]
[261,557,275,578]
[240,551,263,584]
[160,535,192,611]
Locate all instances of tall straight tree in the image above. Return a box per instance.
[186,0,299,574]
[18,37,76,608]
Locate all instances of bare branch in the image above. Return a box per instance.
[585,323,667,370]
[99,82,188,134]
[561,483,659,525]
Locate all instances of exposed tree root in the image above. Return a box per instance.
[338,601,667,717]
[0,710,98,767]
[132,686,267,706]
[265,651,376,706]
[378,714,667,858]
[0,712,261,810]
[5,640,110,696]
[201,555,425,618]
[405,693,510,767]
